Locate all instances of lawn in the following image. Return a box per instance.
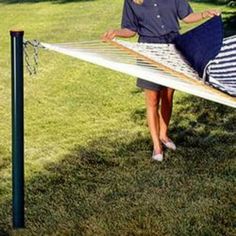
[0,0,235,235]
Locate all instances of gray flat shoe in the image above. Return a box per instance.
[152,150,163,162]
[161,139,176,151]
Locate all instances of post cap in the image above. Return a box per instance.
[10,30,24,37]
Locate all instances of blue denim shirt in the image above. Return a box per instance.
[121,0,193,37]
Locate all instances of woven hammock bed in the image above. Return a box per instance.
[41,16,236,108]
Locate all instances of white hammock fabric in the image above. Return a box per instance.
[41,39,236,108]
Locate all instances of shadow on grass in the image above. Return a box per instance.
[0,93,235,235]
[223,12,236,36]
[0,0,94,4]
[0,229,9,236]
[172,94,236,129]
[170,95,236,176]
[0,108,235,235]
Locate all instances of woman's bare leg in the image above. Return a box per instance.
[144,89,162,153]
[159,88,175,141]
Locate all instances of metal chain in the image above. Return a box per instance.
[23,40,44,76]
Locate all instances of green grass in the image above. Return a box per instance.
[0,0,236,235]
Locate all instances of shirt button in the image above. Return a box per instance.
[161,25,165,28]
[154,3,157,6]
[157,15,160,18]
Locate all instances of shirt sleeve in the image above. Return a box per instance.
[121,0,138,32]
[176,0,193,20]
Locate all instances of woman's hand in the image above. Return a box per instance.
[102,28,136,41]
[102,29,118,41]
[183,9,221,23]
[201,9,221,19]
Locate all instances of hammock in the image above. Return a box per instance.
[40,17,236,108]
[41,39,236,108]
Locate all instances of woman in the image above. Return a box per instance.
[103,0,220,161]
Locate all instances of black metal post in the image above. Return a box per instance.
[10,30,25,229]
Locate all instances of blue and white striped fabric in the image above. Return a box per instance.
[205,35,236,96]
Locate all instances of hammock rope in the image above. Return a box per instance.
[24,38,236,108]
